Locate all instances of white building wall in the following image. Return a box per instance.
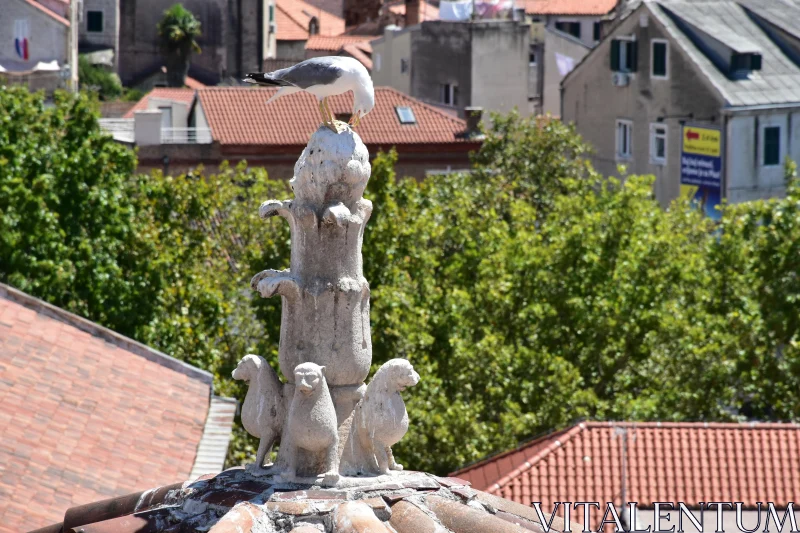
[726,111,797,203]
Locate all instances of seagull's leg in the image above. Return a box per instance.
[322,97,337,132]
[318,99,328,126]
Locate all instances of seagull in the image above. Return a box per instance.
[244,56,375,132]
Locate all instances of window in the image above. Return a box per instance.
[616,120,633,159]
[400,58,409,73]
[87,10,103,32]
[529,50,537,66]
[375,52,382,72]
[593,22,601,42]
[269,4,274,22]
[309,18,319,35]
[441,83,458,106]
[651,39,668,79]
[650,123,667,164]
[732,52,762,73]
[555,21,581,39]
[395,106,416,124]
[611,39,638,72]
[763,126,780,166]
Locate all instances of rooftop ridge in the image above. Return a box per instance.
[0,282,213,386]
[490,422,588,494]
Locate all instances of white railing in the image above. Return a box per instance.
[162,127,212,144]
[99,118,135,143]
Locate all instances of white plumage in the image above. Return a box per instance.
[245,56,375,130]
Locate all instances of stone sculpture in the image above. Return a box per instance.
[235,124,419,485]
[283,363,339,484]
[354,359,420,475]
[231,354,287,472]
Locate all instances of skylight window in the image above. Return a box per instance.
[396,106,416,124]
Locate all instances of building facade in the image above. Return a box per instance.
[562,0,800,210]
[372,19,531,119]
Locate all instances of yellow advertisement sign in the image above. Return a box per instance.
[683,126,721,157]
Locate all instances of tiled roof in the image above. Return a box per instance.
[649,0,800,107]
[342,41,374,70]
[197,86,473,147]
[305,34,376,51]
[387,0,441,20]
[41,468,581,533]
[524,0,617,15]
[184,76,207,90]
[22,0,70,26]
[0,283,234,532]
[452,421,800,513]
[122,88,197,119]
[276,0,346,41]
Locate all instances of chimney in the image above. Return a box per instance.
[464,106,483,137]
[134,110,163,146]
[405,0,421,26]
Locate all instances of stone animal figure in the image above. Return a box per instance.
[355,359,420,474]
[232,355,286,473]
[285,363,339,483]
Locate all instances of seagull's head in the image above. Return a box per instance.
[350,76,375,128]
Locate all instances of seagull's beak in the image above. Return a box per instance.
[349,114,361,128]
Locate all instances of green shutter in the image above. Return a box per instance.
[611,40,620,71]
[629,41,638,72]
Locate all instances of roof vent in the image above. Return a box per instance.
[395,106,416,124]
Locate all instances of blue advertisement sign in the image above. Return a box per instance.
[680,125,723,220]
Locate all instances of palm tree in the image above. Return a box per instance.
[157,4,202,87]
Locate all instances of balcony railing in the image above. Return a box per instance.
[99,118,135,143]
[162,127,212,144]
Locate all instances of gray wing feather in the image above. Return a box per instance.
[271,57,344,89]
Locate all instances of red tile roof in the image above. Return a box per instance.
[0,283,220,532]
[23,0,70,26]
[197,86,473,147]
[276,0,346,41]
[305,34,376,51]
[184,76,207,90]
[341,42,373,70]
[525,0,616,15]
[452,421,800,515]
[122,88,197,119]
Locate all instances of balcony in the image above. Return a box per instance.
[99,119,212,145]
[162,127,212,144]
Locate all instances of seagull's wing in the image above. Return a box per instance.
[270,57,344,89]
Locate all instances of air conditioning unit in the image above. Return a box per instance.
[612,72,630,86]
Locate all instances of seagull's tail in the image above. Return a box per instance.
[244,72,292,87]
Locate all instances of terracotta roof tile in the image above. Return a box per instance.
[452,421,800,527]
[0,284,219,532]
[276,0,345,41]
[305,34,376,51]
[524,0,616,16]
[23,0,70,26]
[197,86,472,147]
[122,88,197,119]
[341,42,373,70]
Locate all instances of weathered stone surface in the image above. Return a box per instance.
[208,502,270,533]
[264,500,344,516]
[342,359,420,476]
[426,495,532,533]
[473,490,584,533]
[333,501,392,533]
[232,355,287,472]
[390,500,449,533]
[360,497,391,521]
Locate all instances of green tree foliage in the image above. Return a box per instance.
[1,91,798,475]
[157,4,202,87]
[78,55,123,100]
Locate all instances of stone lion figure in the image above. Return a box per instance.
[232,354,286,473]
[355,358,420,474]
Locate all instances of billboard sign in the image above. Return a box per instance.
[680,125,722,219]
